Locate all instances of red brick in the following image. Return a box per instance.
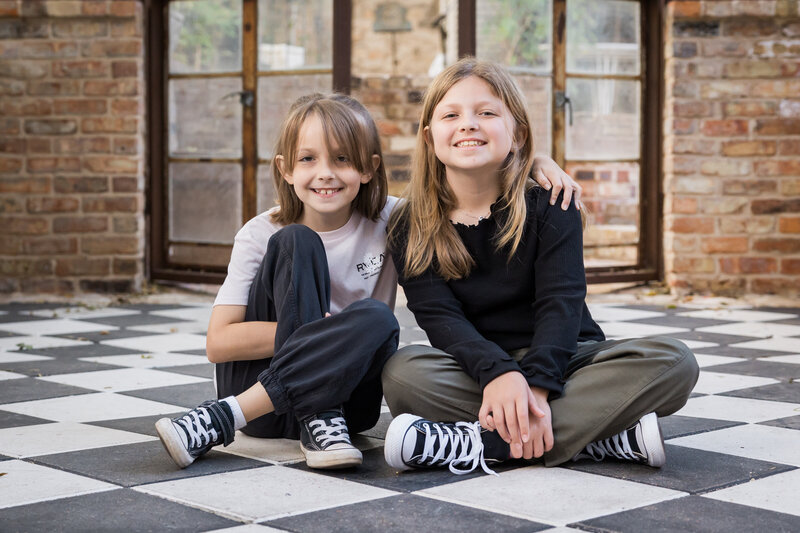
[0,197,24,214]
[754,160,800,176]
[782,180,800,195]
[722,101,777,117]
[53,216,108,233]
[0,118,20,135]
[54,176,108,194]
[110,20,141,38]
[722,141,776,157]
[112,177,138,192]
[81,235,138,255]
[781,259,800,274]
[723,60,786,78]
[720,257,777,274]
[671,197,698,214]
[53,60,109,78]
[751,278,797,295]
[112,215,138,233]
[672,1,701,17]
[0,79,25,96]
[778,140,800,155]
[0,259,53,277]
[27,80,81,96]
[702,40,747,57]
[82,196,137,213]
[0,236,22,255]
[23,236,77,255]
[26,197,79,213]
[53,99,108,115]
[1,216,49,235]
[112,138,138,155]
[0,1,19,16]
[53,137,110,154]
[79,279,135,293]
[109,1,137,17]
[722,179,777,195]
[671,138,717,155]
[0,99,53,117]
[83,80,137,96]
[673,119,696,135]
[702,236,749,254]
[0,60,48,79]
[24,119,77,135]
[52,20,108,38]
[0,41,79,60]
[83,156,139,174]
[55,257,110,276]
[0,139,25,154]
[81,117,137,134]
[26,157,81,173]
[779,217,800,233]
[700,119,748,136]
[0,177,51,194]
[27,138,52,153]
[111,60,137,78]
[674,101,713,117]
[672,256,716,273]
[110,99,139,115]
[755,119,800,135]
[752,199,800,214]
[753,238,800,253]
[671,217,715,233]
[723,19,778,37]
[81,40,141,58]
[113,258,138,275]
[19,278,74,294]
[0,157,22,174]
[82,1,107,15]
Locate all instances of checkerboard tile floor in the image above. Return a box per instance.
[1,300,799,532]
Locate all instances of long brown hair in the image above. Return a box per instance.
[389,58,535,280]
[270,94,387,225]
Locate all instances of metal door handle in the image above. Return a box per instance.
[555,91,573,126]
[222,90,254,108]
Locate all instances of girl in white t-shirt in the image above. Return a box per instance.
[156,92,580,471]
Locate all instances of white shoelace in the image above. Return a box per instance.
[420,421,497,476]
[176,407,218,449]
[309,416,351,447]
[583,430,637,462]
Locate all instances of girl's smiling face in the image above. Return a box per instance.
[427,76,518,179]
[278,113,373,232]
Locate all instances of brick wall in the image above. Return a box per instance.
[664,0,800,296]
[0,0,144,295]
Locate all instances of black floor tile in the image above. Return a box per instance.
[266,493,551,532]
[759,414,800,431]
[694,346,786,358]
[120,381,217,409]
[160,363,215,379]
[660,415,743,440]
[22,343,143,358]
[572,495,800,533]
[171,348,207,356]
[671,331,761,346]
[118,304,196,312]
[87,412,186,438]
[55,329,157,342]
[0,378,94,404]
[628,316,732,329]
[722,382,800,403]
[1,359,123,377]
[84,314,190,328]
[0,314,52,325]
[0,410,53,429]
[703,360,800,381]
[358,411,392,440]
[1,488,239,532]
[30,440,269,487]
[564,444,793,494]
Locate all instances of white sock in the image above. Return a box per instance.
[220,396,247,430]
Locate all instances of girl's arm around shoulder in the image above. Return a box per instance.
[205,305,278,363]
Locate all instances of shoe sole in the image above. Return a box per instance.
[639,412,666,468]
[384,413,421,471]
[300,443,363,469]
[155,418,193,469]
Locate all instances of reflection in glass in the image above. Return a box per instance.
[169,162,242,244]
[169,78,242,158]
[567,161,639,268]
[516,75,552,156]
[565,78,640,161]
[169,0,242,74]
[476,0,552,73]
[258,74,332,158]
[567,0,640,75]
[257,163,278,214]
[258,0,332,70]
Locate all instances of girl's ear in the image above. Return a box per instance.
[361,154,380,184]
[423,125,432,146]
[275,155,292,184]
[513,124,528,152]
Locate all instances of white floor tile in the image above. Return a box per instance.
[587,305,666,322]
[26,307,141,319]
[693,354,746,368]
[79,352,210,369]
[0,370,26,380]
[0,319,118,336]
[669,424,800,467]
[598,322,689,339]
[696,322,800,339]
[0,351,52,364]
[757,354,800,364]
[419,466,684,526]
[209,526,287,533]
[150,306,212,324]
[730,337,800,353]
[692,371,778,395]
[135,466,396,522]
[0,392,186,422]
[679,339,719,350]
[0,336,91,351]
[0,422,155,458]
[128,322,208,335]
[38,368,209,392]
[101,333,207,353]
[0,460,116,510]
[677,309,797,322]
[218,431,383,464]
[703,469,800,516]
[674,395,800,423]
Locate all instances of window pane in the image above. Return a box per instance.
[565,78,640,160]
[257,163,278,214]
[169,78,242,158]
[476,0,552,73]
[515,75,552,156]
[169,162,242,244]
[258,73,332,158]
[169,0,242,74]
[258,0,332,70]
[567,161,640,268]
[566,0,640,76]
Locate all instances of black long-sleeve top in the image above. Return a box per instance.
[390,186,605,398]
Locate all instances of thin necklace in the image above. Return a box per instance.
[457,208,491,221]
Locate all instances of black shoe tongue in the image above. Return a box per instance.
[481,429,511,462]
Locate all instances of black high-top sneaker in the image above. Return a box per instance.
[155,399,235,468]
[572,412,666,467]
[299,407,362,469]
[384,414,507,475]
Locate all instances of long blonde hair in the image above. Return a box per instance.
[271,94,387,225]
[389,58,535,280]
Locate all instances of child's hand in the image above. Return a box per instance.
[532,155,582,211]
[522,386,553,459]
[479,371,547,459]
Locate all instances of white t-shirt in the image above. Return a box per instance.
[214,196,400,313]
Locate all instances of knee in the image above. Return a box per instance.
[349,298,399,336]
[381,346,430,404]
[652,336,699,391]
[268,224,323,254]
